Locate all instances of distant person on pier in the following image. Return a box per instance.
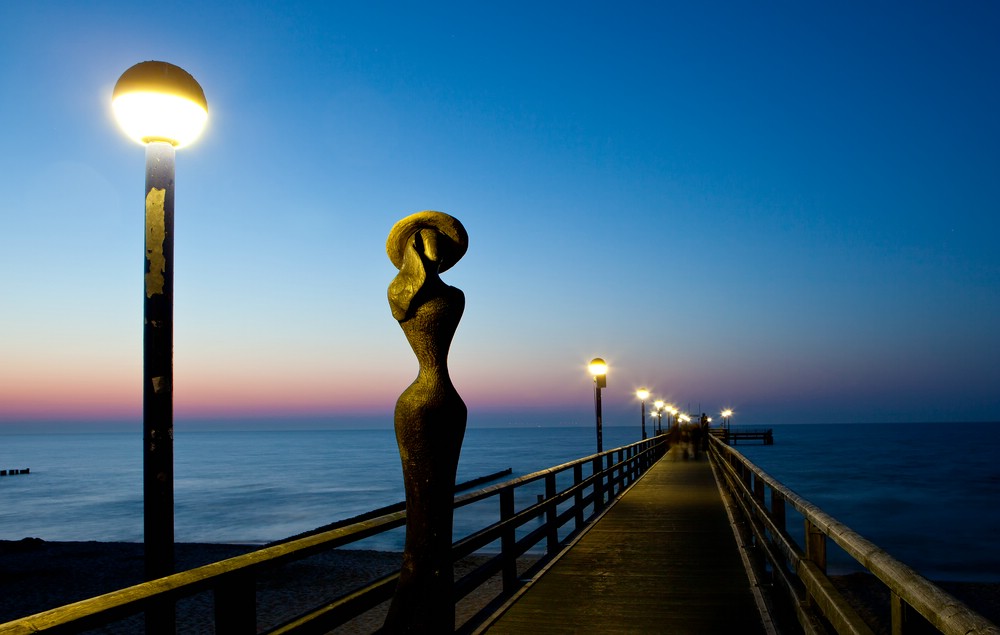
[690,419,702,459]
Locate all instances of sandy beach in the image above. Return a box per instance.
[2,539,997,633]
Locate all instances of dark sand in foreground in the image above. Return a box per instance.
[1,540,997,633]
[0,539,506,633]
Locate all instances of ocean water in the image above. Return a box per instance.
[0,426,637,550]
[1,422,997,582]
[734,422,1000,582]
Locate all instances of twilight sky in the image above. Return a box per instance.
[1,2,998,428]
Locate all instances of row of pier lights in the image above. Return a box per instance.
[587,358,735,453]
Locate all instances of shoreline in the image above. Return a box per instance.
[2,539,997,632]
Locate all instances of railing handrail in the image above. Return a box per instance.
[0,436,667,635]
[0,510,409,635]
[710,435,999,635]
[453,445,626,507]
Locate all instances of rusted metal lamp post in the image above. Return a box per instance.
[384,211,469,633]
[588,358,608,453]
[636,388,650,440]
[112,61,207,624]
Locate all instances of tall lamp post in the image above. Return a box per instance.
[654,400,665,434]
[636,388,649,440]
[112,61,208,587]
[589,358,608,453]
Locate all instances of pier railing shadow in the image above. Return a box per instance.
[710,435,999,635]
[0,436,666,635]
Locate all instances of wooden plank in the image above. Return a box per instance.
[482,448,765,634]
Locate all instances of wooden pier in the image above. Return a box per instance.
[479,447,768,634]
[711,427,774,445]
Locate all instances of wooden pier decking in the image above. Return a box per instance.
[480,447,768,634]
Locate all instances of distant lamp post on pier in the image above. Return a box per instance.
[589,358,608,452]
[654,400,665,433]
[664,404,676,431]
[636,388,650,440]
[721,409,733,432]
[112,61,208,589]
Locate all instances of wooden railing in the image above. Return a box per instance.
[709,435,999,635]
[0,436,666,635]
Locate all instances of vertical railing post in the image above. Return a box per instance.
[805,518,827,610]
[545,473,558,554]
[500,488,517,593]
[593,455,605,513]
[214,575,256,634]
[805,519,826,571]
[753,473,765,505]
[619,450,625,490]
[891,593,936,635]
[574,464,585,530]
[608,451,622,498]
[617,449,624,491]
[771,490,786,534]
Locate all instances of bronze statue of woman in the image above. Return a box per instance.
[383,211,469,633]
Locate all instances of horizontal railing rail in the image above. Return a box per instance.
[709,435,999,635]
[0,436,667,635]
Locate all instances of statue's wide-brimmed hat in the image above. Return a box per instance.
[386,211,468,273]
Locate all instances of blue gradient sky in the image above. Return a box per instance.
[1,2,998,427]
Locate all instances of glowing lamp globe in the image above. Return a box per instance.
[588,358,608,377]
[113,61,208,148]
[636,388,650,401]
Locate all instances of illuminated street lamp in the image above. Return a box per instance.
[112,61,208,589]
[589,358,608,452]
[721,409,734,438]
[654,400,665,433]
[721,409,733,430]
[666,404,677,431]
[636,388,650,440]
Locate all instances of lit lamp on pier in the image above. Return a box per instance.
[666,404,677,431]
[112,61,208,593]
[589,358,608,453]
[721,409,734,443]
[636,388,650,440]
[654,400,665,434]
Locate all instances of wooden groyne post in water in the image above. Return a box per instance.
[0,468,30,476]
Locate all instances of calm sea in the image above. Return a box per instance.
[1,422,997,582]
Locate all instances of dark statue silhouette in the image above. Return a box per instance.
[383,211,469,633]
